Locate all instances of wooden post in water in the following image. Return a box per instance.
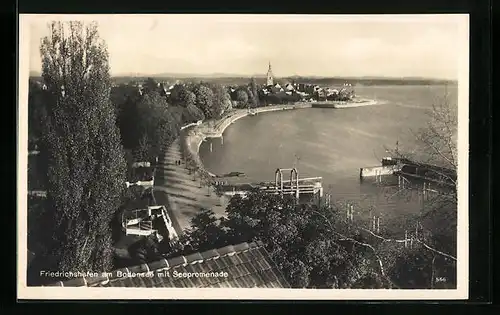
[210,142,213,152]
[404,230,408,248]
[423,182,426,200]
[421,183,425,213]
[377,217,380,234]
[427,183,432,201]
[372,215,376,231]
[350,205,354,222]
[221,136,224,145]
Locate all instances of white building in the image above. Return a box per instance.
[122,205,178,241]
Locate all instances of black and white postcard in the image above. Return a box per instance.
[18,14,469,300]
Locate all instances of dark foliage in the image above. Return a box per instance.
[162,191,384,288]
[30,22,127,284]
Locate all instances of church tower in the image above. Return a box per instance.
[266,61,274,86]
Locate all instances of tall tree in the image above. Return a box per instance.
[386,90,458,256]
[34,21,127,278]
[181,90,197,108]
[193,84,215,119]
[142,77,159,96]
[136,90,180,161]
[169,84,195,108]
[112,84,142,149]
[210,84,232,118]
[182,103,205,124]
[250,77,260,107]
[235,89,249,107]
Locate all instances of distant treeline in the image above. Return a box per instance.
[287,77,457,86]
[112,76,456,87]
[30,75,456,87]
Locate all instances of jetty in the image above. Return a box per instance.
[360,157,456,190]
[216,168,323,200]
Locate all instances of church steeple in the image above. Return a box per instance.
[266,61,274,86]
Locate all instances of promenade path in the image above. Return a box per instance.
[152,103,316,236]
[153,138,229,235]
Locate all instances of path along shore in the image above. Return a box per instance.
[154,100,377,235]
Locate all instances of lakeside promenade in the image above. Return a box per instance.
[154,99,377,235]
[153,137,229,235]
[154,104,312,234]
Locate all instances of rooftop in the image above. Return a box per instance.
[46,241,290,288]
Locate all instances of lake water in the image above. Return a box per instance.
[199,85,458,237]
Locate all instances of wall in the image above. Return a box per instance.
[125,228,155,236]
[125,180,154,188]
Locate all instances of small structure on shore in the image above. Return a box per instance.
[125,160,155,189]
[122,205,178,240]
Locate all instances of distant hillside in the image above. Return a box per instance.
[111,74,457,87]
[280,76,457,86]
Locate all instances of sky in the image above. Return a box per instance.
[24,14,468,80]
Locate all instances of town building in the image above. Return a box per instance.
[266,61,274,86]
[285,83,295,91]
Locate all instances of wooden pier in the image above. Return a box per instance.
[219,168,323,199]
[361,157,456,189]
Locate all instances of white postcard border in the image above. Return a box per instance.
[17,14,470,300]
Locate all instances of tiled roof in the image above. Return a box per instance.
[45,241,290,288]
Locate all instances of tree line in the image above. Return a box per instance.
[110,79,234,163]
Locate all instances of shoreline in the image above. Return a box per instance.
[179,99,378,179]
[163,97,400,232]
[180,103,313,179]
[161,104,315,230]
[312,99,380,109]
